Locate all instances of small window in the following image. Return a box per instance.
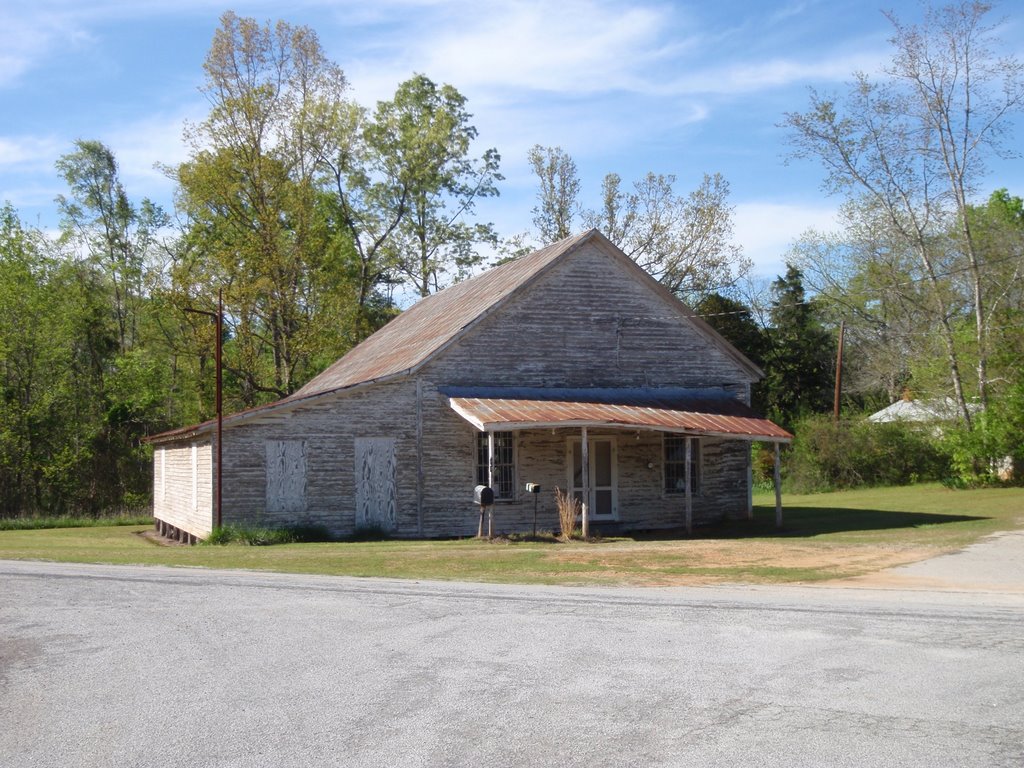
[476,431,515,501]
[664,436,701,494]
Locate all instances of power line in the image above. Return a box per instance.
[694,251,1024,320]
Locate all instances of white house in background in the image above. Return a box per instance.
[867,397,979,424]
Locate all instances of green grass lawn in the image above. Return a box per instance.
[0,483,1021,586]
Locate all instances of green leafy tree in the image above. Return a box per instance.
[0,202,153,515]
[374,75,502,297]
[585,171,751,301]
[56,140,168,355]
[528,145,580,244]
[759,265,837,428]
[173,11,356,405]
[784,1,1024,423]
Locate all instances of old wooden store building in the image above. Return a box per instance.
[148,230,791,542]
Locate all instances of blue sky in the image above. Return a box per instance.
[2,0,1023,280]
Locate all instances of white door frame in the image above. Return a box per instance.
[566,436,618,521]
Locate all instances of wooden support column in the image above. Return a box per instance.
[685,436,693,535]
[747,443,754,520]
[580,426,590,539]
[487,431,496,539]
[415,380,424,536]
[774,441,783,529]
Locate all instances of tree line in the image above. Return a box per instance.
[1,2,1021,515]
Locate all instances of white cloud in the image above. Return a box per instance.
[0,3,96,88]
[103,108,200,188]
[0,136,64,170]
[733,200,841,277]
[343,0,682,102]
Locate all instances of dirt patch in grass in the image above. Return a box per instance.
[542,539,942,586]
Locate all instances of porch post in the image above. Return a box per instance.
[487,430,496,538]
[684,436,693,535]
[747,443,754,520]
[774,441,783,529]
[580,426,590,539]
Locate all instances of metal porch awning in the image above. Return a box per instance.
[442,387,792,442]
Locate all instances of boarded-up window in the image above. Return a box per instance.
[266,440,307,514]
[355,437,397,531]
[476,431,515,500]
[664,436,701,494]
[191,444,198,510]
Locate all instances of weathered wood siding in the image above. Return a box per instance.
[415,399,751,537]
[218,380,419,537]
[419,240,756,390]
[152,441,213,538]
[411,239,755,534]
[162,239,759,538]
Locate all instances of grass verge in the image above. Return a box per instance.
[0,484,1021,586]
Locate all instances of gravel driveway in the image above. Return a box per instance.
[835,529,1024,592]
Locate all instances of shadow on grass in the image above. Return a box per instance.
[633,506,989,541]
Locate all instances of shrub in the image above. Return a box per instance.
[203,524,333,546]
[783,414,950,493]
[941,384,1024,487]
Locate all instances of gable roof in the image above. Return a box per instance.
[287,230,594,400]
[291,229,762,401]
[147,229,763,443]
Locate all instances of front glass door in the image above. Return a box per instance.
[568,438,617,519]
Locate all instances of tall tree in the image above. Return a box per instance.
[759,265,837,428]
[174,11,354,405]
[0,202,155,515]
[789,200,950,402]
[526,145,748,300]
[528,145,580,243]
[784,0,1024,425]
[55,140,167,355]
[320,75,501,306]
[584,171,750,300]
[375,75,502,297]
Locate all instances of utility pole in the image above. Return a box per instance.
[833,320,845,423]
[184,288,223,528]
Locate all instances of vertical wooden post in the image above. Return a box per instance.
[214,288,223,530]
[685,436,693,535]
[834,319,845,423]
[487,431,495,538]
[774,441,783,529]
[415,379,424,536]
[580,426,590,539]
[746,443,754,520]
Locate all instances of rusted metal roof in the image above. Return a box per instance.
[147,230,768,443]
[444,387,792,442]
[288,231,598,401]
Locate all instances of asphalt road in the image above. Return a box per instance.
[2,560,1022,768]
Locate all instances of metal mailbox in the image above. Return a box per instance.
[474,485,494,506]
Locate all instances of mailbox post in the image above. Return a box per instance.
[525,483,541,537]
[474,485,494,538]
